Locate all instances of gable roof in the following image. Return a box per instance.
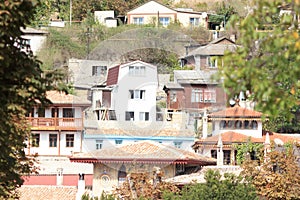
[174,70,218,84]
[209,106,262,119]
[185,37,238,57]
[70,140,216,165]
[127,0,176,14]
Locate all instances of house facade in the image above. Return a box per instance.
[181,37,238,70]
[83,60,196,152]
[70,140,216,197]
[127,1,207,28]
[192,105,300,165]
[25,91,91,156]
[163,70,227,126]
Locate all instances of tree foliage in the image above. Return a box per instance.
[218,0,300,119]
[234,140,264,165]
[241,145,300,199]
[163,169,258,200]
[0,0,64,198]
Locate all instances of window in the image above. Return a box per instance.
[26,108,34,117]
[244,120,250,129]
[170,91,177,102]
[235,120,242,129]
[159,17,170,26]
[190,17,200,26]
[115,140,123,145]
[224,150,231,165]
[227,121,234,128]
[211,150,217,159]
[174,141,182,149]
[125,111,134,121]
[204,89,216,103]
[251,121,258,129]
[37,107,45,117]
[139,112,149,121]
[96,140,103,149]
[49,134,57,147]
[191,89,203,102]
[31,133,40,147]
[220,120,226,129]
[63,108,74,118]
[129,66,146,76]
[92,66,107,76]
[207,56,217,68]
[66,134,74,147]
[175,163,185,175]
[51,108,59,118]
[129,90,145,100]
[133,17,144,25]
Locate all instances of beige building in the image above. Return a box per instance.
[70,140,216,197]
[127,0,207,28]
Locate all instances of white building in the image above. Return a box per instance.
[21,27,48,55]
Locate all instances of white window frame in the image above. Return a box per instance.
[92,66,107,76]
[159,17,170,26]
[203,89,216,103]
[191,89,203,102]
[190,17,200,26]
[129,90,145,100]
[207,56,218,68]
[139,112,149,121]
[133,17,144,25]
[173,141,183,149]
[128,66,146,76]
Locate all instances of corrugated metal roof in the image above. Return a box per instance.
[46,91,91,105]
[174,70,218,84]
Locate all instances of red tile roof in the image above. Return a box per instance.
[209,106,262,118]
[106,65,120,86]
[195,131,300,146]
[18,185,77,200]
[70,141,216,165]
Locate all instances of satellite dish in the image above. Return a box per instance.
[274,138,284,146]
[202,12,208,19]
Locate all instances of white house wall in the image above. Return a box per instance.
[212,121,263,138]
[22,34,47,55]
[82,137,194,153]
[176,12,206,27]
[127,1,177,25]
[26,131,82,156]
[112,62,158,121]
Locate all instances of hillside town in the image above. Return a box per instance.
[2,0,300,200]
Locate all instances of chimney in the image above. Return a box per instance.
[217,134,224,166]
[56,168,63,186]
[264,132,271,162]
[230,34,236,42]
[76,173,85,200]
[202,110,208,139]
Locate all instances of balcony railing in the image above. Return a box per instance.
[26,117,83,131]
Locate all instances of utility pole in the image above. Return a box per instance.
[69,0,72,26]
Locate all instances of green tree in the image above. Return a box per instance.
[241,145,300,199]
[0,0,64,198]
[163,169,258,200]
[218,0,300,119]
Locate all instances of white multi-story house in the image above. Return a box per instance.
[83,60,195,152]
[25,91,91,156]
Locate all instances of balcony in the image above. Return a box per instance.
[26,117,83,131]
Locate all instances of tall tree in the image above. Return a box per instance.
[218,0,300,119]
[0,0,63,198]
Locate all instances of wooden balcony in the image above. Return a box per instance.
[26,117,83,131]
